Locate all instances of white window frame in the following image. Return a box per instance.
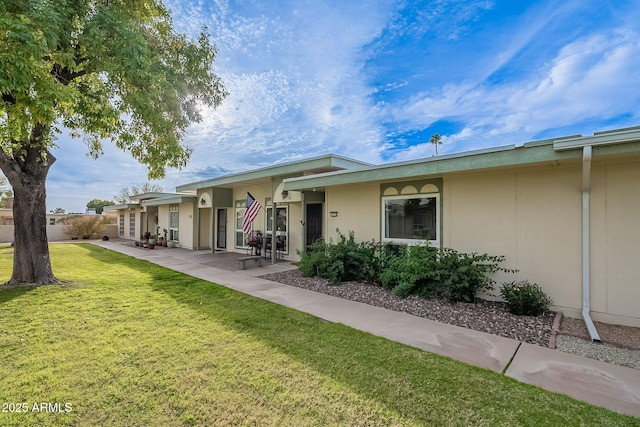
[381,193,440,247]
[129,212,136,238]
[235,207,247,248]
[169,204,179,241]
[119,213,125,236]
[266,205,288,254]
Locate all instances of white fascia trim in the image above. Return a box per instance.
[554,128,640,151]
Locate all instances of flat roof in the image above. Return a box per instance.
[176,154,371,191]
[142,194,198,207]
[283,127,640,191]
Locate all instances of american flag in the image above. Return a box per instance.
[242,192,262,234]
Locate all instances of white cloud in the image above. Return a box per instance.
[38,0,640,212]
[385,25,640,161]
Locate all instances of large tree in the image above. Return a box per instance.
[0,0,227,284]
[86,199,115,214]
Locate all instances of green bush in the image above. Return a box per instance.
[62,215,113,239]
[500,281,553,316]
[297,231,380,285]
[299,231,513,303]
[380,245,510,302]
[379,244,439,298]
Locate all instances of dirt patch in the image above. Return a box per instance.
[559,317,640,351]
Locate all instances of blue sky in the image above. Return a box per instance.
[42,0,640,212]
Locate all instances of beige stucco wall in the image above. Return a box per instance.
[286,202,303,257]
[198,207,212,250]
[444,165,584,314]
[590,160,640,325]
[442,162,640,326]
[324,183,380,243]
[177,202,195,249]
[157,205,169,240]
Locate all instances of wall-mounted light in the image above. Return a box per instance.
[281,190,289,199]
[330,211,338,217]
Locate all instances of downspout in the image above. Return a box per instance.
[582,145,601,342]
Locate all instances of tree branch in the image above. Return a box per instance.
[51,63,87,86]
[2,92,16,105]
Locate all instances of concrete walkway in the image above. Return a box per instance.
[94,240,640,418]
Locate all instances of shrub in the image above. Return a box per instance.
[297,230,380,285]
[436,249,510,303]
[380,245,511,302]
[500,281,552,316]
[62,215,112,240]
[299,231,514,303]
[379,244,439,298]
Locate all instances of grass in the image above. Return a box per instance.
[0,243,638,426]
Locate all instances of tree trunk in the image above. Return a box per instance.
[0,124,59,285]
[9,178,59,284]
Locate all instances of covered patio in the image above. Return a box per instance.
[112,239,296,275]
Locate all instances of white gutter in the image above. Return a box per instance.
[581,146,601,342]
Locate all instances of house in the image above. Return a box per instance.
[106,155,370,252]
[109,127,640,329]
[104,192,198,246]
[283,126,640,331]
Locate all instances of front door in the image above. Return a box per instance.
[216,209,227,249]
[305,203,322,251]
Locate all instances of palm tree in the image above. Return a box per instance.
[429,134,442,156]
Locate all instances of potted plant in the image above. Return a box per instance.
[162,228,168,247]
[141,232,149,248]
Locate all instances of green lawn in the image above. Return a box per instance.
[0,244,637,426]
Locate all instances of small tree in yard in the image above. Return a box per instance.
[86,199,115,214]
[0,0,227,284]
[61,215,113,240]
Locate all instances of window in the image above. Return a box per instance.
[49,218,56,225]
[169,204,179,241]
[119,213,125,236]
[266,206,288,253]
[235,207,245,247]
[129,212,136,237]
[382,194,439,246]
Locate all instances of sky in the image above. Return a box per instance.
[38,0,640,212]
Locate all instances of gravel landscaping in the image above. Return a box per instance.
[261,269,555,346]
[260,269,640,370]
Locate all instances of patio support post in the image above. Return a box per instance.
[196,204,201,251]
[271,200,277,265]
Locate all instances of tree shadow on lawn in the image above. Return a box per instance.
[77,244,630,424]
[0,245,48,302]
